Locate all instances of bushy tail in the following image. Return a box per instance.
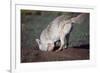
[71,13,88,24]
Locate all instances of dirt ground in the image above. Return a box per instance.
[21,47,89,63]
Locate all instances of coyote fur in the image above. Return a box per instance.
[36,14,86,51]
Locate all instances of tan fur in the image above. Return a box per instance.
[36,14,87,51]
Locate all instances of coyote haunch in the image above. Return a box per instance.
[36,14,86,52]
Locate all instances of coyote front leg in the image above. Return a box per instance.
[56,35,65,52]
[47,43,54,51]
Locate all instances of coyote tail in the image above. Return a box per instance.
[71,14,87,24]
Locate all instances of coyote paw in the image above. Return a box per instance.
[55,48,63,52]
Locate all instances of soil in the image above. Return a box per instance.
[21,47,89,63]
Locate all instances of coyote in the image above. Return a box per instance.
[36,14,86,52]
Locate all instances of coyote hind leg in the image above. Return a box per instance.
[64,33,70,49]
